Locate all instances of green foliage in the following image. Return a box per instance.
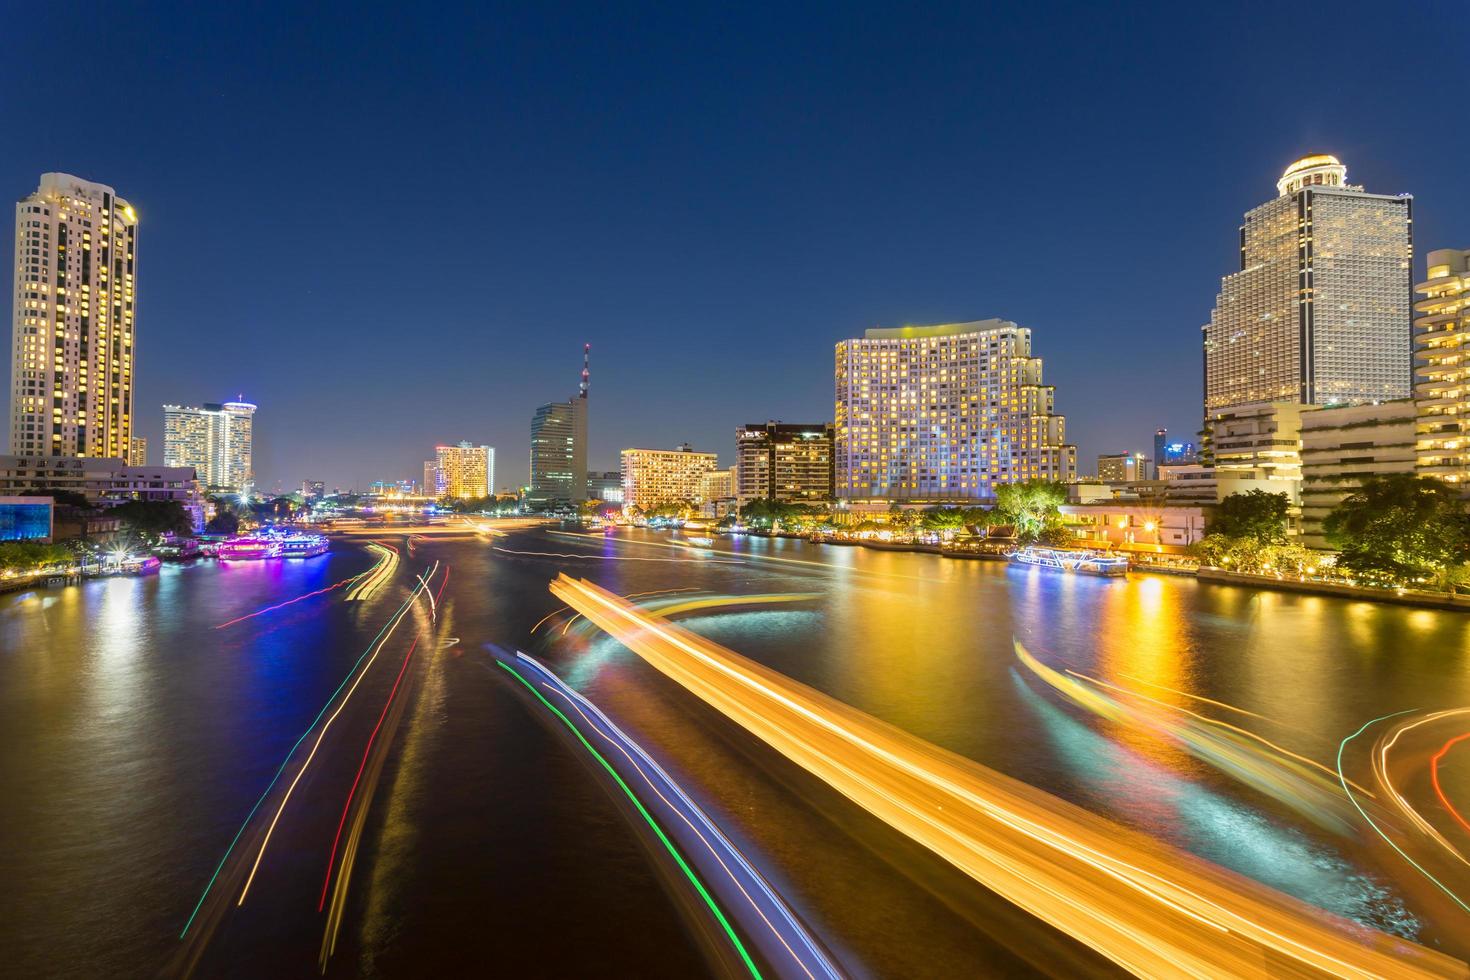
[1191,534,1317,575]
[993,480,1067,543]
[0,540,72,572]
[1210,490,1289,544]
[739,498,828,531]
[1324,475,1470,583]
[23,487,92,509]
[920,507,966,531]
[205,511,241,535]
[109,500,194,541]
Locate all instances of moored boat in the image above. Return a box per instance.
[1007,546,1128,577]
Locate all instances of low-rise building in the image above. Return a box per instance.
[1060,502,1208,554]
[620,445,718,512]
[1298,401,1417,549]
[1096,452,1146,483]
[586,471,623,504]
[0,496,53,542]
[1207,401,1314,503]
[0,455,204,530]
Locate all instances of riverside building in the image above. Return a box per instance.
[435,442,494,499]
[1415,248,1470,488]
[834,319,1075,502]
[620,445,718,512]
[1203,155,1413,415]
[163,399,256,492]
[10,173,138,459]
[735,422,834,504]
[1298,401,1417,548]
[528,345,591,506]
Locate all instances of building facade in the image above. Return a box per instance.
[1299,401,1417,549]
[620,446,718,512]
[1096,452,1145,483]
[1207,401,1315,503]
[163,400,255,492]
[528,346,590,506]
[0,495,53,542]
[1060,502,1208,554]
[10,173,138,459]
[128,436,146,466]
[834,319,1075,502]
[586,470,622,504]
[1203,155,1413,415]
[1415,248,1470,488]
[735,422,834,504]
[0,455,203,528]
[435,442,493,499]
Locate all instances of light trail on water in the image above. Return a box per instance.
[552,573,1465,978]
[1432,732,1470,837]
[214,572,364,630]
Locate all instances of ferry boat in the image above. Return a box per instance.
[1007,546,1128,578]
[278,533,330,558]
[217,536,279,561]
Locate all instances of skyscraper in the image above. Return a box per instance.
[435,442,494,499]
[10,173,138,458]
[1153,428,1167,480]
[1203,155,1413,415]
[735,422,834,503]
[1415,248,1470,487]
[620,445,718,511]
[834,319,1075,501]
[163,399,256,491]
[528,345,589,506]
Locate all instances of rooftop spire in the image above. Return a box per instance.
[580,343,590,399]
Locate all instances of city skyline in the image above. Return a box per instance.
[3,5,1468,492]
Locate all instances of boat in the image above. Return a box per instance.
[278,533,330,558]
[217,536,279,561]
[685,536,714,548]
[1007,546,1128,577]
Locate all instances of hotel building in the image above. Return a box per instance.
[1096,452,1145,483]
[0,454,203,529]
[128,435,146,466]
[435,441,494,499]
[163,399,256,492]
[735,422,834,504]
[10,173,138,458]
[620,445,718,512]
[1203,155,1413,414]
[834,319,1074,502]
[528,346,591,506]
[1415,248,1470,487]
[1299,401,1417,548]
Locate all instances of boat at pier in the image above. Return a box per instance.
[1007,546,1128,577]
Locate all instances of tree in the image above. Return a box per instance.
[23,487,92,509]
[205,510,241,535]
[921,507,966,532]
[1324,475,1470,583]
[1210,490,1289,544]
[0,540,72,572]
[109,500,194,541]
[993,480,1068,544]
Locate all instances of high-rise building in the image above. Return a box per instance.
[620,445,718,512]
[423,460,442,497]
[163,399,256,491]
[10,173,138,458]
[435,441,493,499]
[1153,428,1167,480]
[586,470,622,504]
[834,319,1075,501]
[1203,155,1413,415]
[528,345,590,506]
[1415,248,1470,487]
[1096,453,1145,483]
[128,436,147,466]
[735,422,834,504]
[302,479,325,500]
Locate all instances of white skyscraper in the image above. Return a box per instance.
[10,173,138,457]
[1203,155,1413,415]
[163,400,256,491]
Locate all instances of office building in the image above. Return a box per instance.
[1096,452,1145,483]
[620,445,718,512]
[10,173,138,458]
[834,318,1075,502]
[587,470,622,504]
[528,345,590,506]
[736,422,834,504]
[163,399,256,492]
[1299,401,1416,548]
[1203,155,1413,415]
[128,436,147,466]
[423,460,442,498]
[435,442,493,499]
[1415,248,1470,487]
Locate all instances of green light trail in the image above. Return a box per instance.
[496,660,762,980]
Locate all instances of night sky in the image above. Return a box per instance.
[3,2,1465,492]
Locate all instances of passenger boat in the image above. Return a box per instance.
[278,533,330,558]
[1007,546,1128,577]
[217,536,279,561]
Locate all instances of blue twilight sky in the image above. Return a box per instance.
[3,2,1467,492]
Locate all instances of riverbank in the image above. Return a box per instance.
[1195,567,1470,612]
